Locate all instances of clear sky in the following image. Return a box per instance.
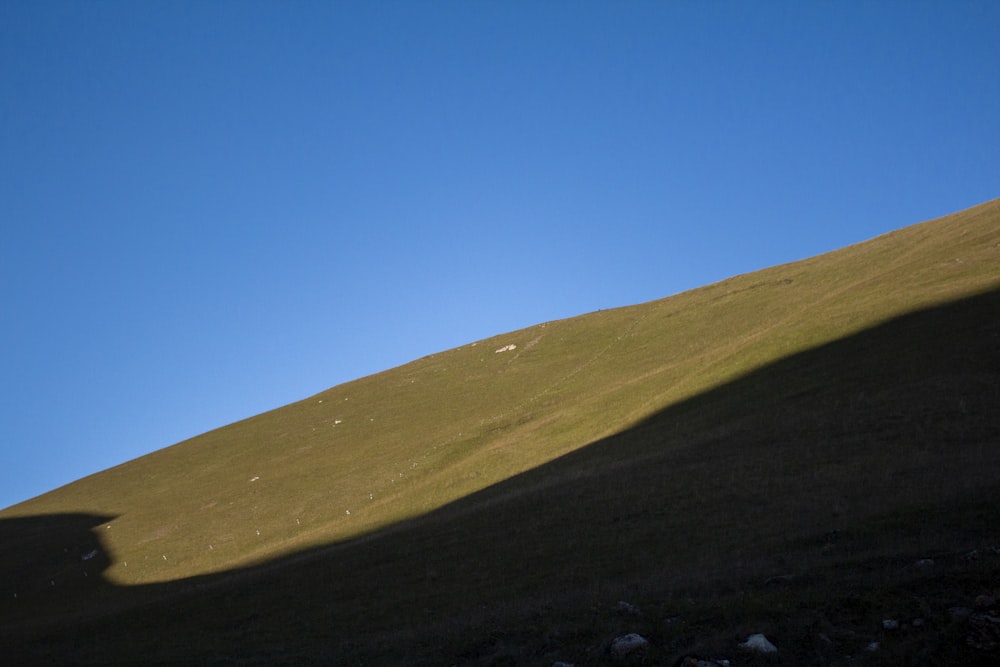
[2,1,998,510]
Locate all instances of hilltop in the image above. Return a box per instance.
[2,198,999,665]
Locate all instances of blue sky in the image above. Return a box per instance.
[2,1,998,510]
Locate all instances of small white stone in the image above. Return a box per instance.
[610,633,649,656]
[739,633,778,653]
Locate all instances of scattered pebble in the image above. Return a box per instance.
[739,633,778,653]
[616,600,641,615]
[610,633,649,657]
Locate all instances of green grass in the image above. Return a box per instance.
[1,198,999,664]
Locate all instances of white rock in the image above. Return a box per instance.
[610,633,649,656]
[739,633,778,653]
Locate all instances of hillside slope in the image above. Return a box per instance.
[2,198,999,664]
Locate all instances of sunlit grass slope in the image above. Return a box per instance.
[4,199,999,587]
[1,198,999,664]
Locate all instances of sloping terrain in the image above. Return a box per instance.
[1,199,998,664]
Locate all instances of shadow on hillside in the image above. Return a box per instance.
[0,512,114,599]
[3,287,1000,663]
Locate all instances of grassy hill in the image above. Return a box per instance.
[2,198,999,665]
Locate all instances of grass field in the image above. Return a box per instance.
[1,198,998,664]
